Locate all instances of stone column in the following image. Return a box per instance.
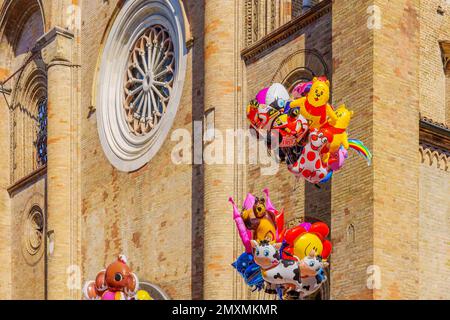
[332,0,420,299]
[40,27,79,300]
[371,0,420,300]
[331,0,375,300]
[203,0,237,300]
[0,78,11,299]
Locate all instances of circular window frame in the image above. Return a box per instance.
[21,202,46,267]
[96,0,187,172]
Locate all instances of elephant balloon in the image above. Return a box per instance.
[83,255,150,300]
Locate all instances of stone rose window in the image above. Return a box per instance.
[96,0,187,172]
[124,25,175,135]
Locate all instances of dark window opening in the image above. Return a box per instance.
[35,98,47,166]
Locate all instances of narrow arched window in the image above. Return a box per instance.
[35,97,47,166]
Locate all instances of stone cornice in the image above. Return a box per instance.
[241,0,332,64]
[420,116,449,131]
[34,26,74,51]
[419,116,450,155]
[7,165,47,197]
[34,27,74,66]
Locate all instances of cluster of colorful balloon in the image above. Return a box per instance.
[83,255,152,301]
[230,189,284,292]
[230,189,332,299]
[247,77,372,184]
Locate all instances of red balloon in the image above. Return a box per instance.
[84,281,100,300]
[284,226,307,245]
[95,270,107,292]
[321,240,332,260]
[310,222,330,239]
[282,247,296,260]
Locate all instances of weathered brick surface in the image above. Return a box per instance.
[80,0,196,300]
[0,0,448,301]
[419,0,450,124]
[331,0,375,300]
[0,0,47,300]
[202,0,237,300]
[372,0,421,300]
[0,0,10,298]
[0,81,11,300]
[418,5,450,299]
[418,160,450,299]
[10,179,46,300]
[331,0,448,300]
[45,44,78,300]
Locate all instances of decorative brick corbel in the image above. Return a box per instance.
[34,27,74,68]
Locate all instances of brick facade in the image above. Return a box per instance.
[0,0,448,300]
[80,0,196,300]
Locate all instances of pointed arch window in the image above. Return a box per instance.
[35,97,47,166]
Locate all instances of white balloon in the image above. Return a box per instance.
[265,83,290,106]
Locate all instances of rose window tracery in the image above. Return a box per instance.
[124,25,175,135]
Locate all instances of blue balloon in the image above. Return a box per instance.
[320,171,333,184]
[232,252,265,291]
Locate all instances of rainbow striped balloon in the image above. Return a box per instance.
[348,139,373,165]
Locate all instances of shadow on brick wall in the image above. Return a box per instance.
[187,0,205,300]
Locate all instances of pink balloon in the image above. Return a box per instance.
[263,188,276,213]
[243,193,256,210]
[102,291,116,301]
[300,222,312,231]
[329,147,348,172]
[256,88,269,105]
[292,82,311,99]
[229,198,252,253]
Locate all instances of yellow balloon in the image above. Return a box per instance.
[255,218,276,243]
[307,77,330,108]
[136,290,153,300]
[115,291,126,300]
[293,233,324,260]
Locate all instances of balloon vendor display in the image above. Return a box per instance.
[230,189,284,292]
[83,255,153,300]
[246,77,372,184]
[230,190,332,299]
